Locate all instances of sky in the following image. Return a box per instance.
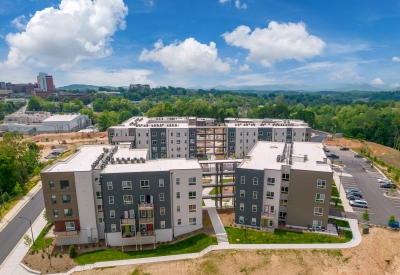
[0,0,400,89]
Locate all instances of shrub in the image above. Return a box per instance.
[60,254,63,258]
[41,254,44,259]
[68,245,77,258]
[85,244,88,248]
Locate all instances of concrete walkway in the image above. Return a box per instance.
[205,207,229,244]
[0,183,43,233]
[333,171,354,213]
[51,218,361,275]
[0,209,46,275]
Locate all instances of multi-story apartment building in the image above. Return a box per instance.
[41,144,202,248]
[224,118,312,158]
[235,141,332,231]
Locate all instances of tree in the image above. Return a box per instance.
[68,245,77,258]
[118,110,133,124]
[389,215,396,224]
[23,235,32,247]
[27,96,42,111]
[362,209,370,223]
[13,183,22,196]
[43,210,47,222]
[63,97,70,103]
[2,192,9,202]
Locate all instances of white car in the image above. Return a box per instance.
[350,200,368,208]
[378,178,391,183]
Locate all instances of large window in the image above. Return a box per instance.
[110,210,115,218]
[111,224,116,232]
[140,180,150,189]
[178,219,182,225]
[241,176,245,184]
[189,177,197,185]
[96,191,102,199]
[317,179,326,189]
[189,218,197,225]
[161,221,165,229]
[159,193,164,201]
[109,196,114,204]
[314,207,323,216]
[253,191,258,199]
[252,205,257,212]
[97,205,103,212]
[64,208,73,217]
[177,205,180,212]
[251,218,256,225]
[176,192,181,199]
[282,174,290,181]
[240,203,244,211]
[239,216,244,224]
[281,187,289,194]
[49,181,54,190]
[189,191,196,199]
[107,182,113,190]
[267,177,275,185]
[266,191,274,199]
[253,177,258,185]
[60,180,69,190]
[122,181,132,190]
[62,194,71,203]
[53,209,58,218]
[159,179,164,187]
[160,207,165,215]
[140,195,145,203]
[240,190,245,198]
[189,205,196,212]
[65,222,75,231]
[280,199,288,206]
[51,195,57,204]
[123,195,133,205]
[315,194,325,203]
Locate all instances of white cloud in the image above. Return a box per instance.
[143,0,154,6]
[370,78,385,85]
[139,38,230,74]
[238,64,251,72]
[219,0,230,3]
[331,71,363,81]
[222,22,325,67]
[392,57,400,62]
[4,0,128,69]
[11,15,27,30]
[390,83,400,88]
[225,57,238,65]
[235,0,247,9]
[328,43,369,55]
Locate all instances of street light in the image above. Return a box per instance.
[19,217,35,244]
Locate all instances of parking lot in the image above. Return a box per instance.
[326,146,400,225]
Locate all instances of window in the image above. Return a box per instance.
[253,191,257,199]
[161,132,166,138]
[240,203,244,211]
[176,178,180,185]
[252,205,257,212]
[152,146,157,152]
[122,181,132,190]
[140,210,146,218]
[62,194,71,203]
[282,174,290,181]
[239,216,244,224]
[152,132,157,137]
[140,180,149,189]
[281,187,289,194]
[176,132,181,137]
[160,207,165,215]
[253,139,255,143]
[129,209,135,218]
[189,218,197,225]
[60,180,69,190]
[99,218,104,224]
[189,177,196,185]
[190,153,195,158]
[246,132,249,136]
[177,140,181,145]
[279,212,287,218]
[123,195,133,205]
[267,177,275,185]
[64,208,73,217]
[230,138,235,143]
[159,179,164,187]
[96,191,102,199]
[109,196,114,204]
[230,146,235,151]
[313,220,322,227]
[171,140,173,144]
[317,179,326,189]
[267,132,271,137]
[110,210,115,218]
[240,190,245,197]
[315,193,325,203]
[177,205,180,212]
[189,191,196,199]
[252,218,257,225]
[161,147,166,152]
[240,139,242,143]
[51,195,57,204]
[266,191,274,199]
[258,131,263,136]
[161,139,166,144]
[176,192,181,199]
[152,140,157,145]
[230,132,235,137]
[178,219,182,225]
[65,222,75,231]
[314,207,323,216]
[270,205,275,213]
[159,193,164,201]
[280,199,288,206]
[138,133,141,137]
[241,176,245,184]
[190,139,195,144]
[49,181,54,190]
[177,147,181,152]
[140,195,145,203]
[129,132,135,136]
[253,177,258,185]
[111,224,116,232]
[190,131,195,137]
[97,205,103,212]
[107,182,113,190]
[189,205,196,212]
[53,209,58,218]
[146,132,149,137]
[190,146,195,151]
[161,221,165,229]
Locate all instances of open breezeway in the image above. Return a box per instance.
[326,146,400,225]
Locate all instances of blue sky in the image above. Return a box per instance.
[0,0,400,89]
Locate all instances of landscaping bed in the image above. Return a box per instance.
[330,219,350,228]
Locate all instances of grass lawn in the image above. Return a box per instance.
[75,233,217,265]
[331,198,342,204]
[335,205,345,211]
[222,178,233,183]
[331,219,350,228]
[209,187,221,201]
[31,222,54,251]
[225,227,352,244]
[331,186,339,197]
[202,200,205,206]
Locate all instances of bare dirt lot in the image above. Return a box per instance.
[75,226,400,275]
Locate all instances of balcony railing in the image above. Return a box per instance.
[139,217,154,224]
[261,211,276,219]
[122,232,136,238]
[120,218,136,225]
[138,203,154,210]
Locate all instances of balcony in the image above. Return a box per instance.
[139,217,154,224]
[138,203,154,210]
[261,211,276,220]
[120,218,136,225]
[122,231,136,239]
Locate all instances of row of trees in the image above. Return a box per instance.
[27,96,85,113]
[0,101,24,120]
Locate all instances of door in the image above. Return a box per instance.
[148,224,153,231]
[263,219,268,227]
[264,205,269,213]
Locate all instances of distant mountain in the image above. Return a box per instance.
[57,84,128,90]
[331,83,384,92]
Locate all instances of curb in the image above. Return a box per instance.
[20,263,42,274]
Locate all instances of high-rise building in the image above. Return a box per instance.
[37,72,55,91]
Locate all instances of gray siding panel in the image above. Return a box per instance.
[150,128,166,159]
[228,128,236,157]
[258,128,272,141]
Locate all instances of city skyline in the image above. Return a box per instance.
[0,0,399,89]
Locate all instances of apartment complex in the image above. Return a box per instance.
[41,144,202,247]
[235,141,333,231]
[108,116,311,159]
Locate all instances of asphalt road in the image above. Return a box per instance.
[0,188,44,265]
[311,130,328,143]
[327,147,400,225]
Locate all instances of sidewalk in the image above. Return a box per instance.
[0,209,46,275]
[0,183,43,233]
[333,172,354,213]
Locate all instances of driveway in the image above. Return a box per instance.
[311,130,328,143]
[326,147,400,225]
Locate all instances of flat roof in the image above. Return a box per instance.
[238,141,332,172]
[43,114,81,122]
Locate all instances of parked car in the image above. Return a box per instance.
[51,151,61,156]
[345,189,362,198]
[323,147,330,152]
[327,154,339,159]
[354,154,363,158]
[340,147,349,151]
[44,154,56,159]
[378,178,391,183]
[346,194,358,200]
[350,200,368,208]
[380,183,397,189]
